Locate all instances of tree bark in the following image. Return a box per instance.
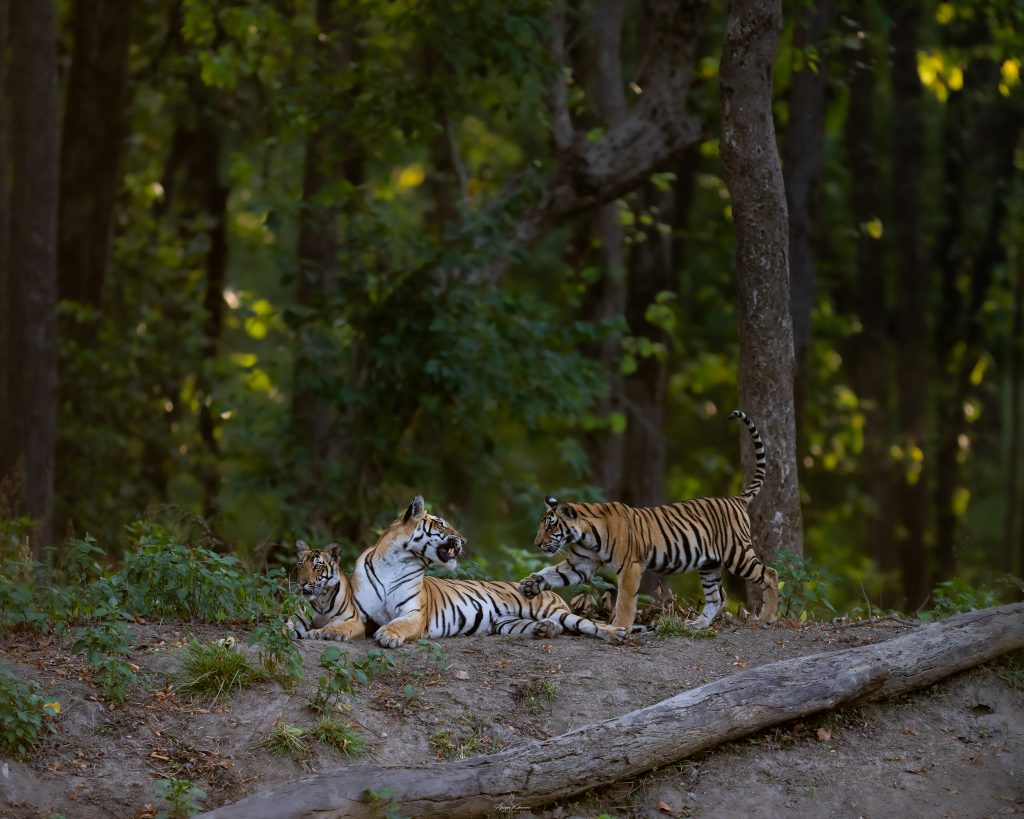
[782,0,834,439]
[201,603,1024,819]
[1009,263,1024,575]
[719,0,804,590]
[6,0,60,555]
[889,0,929,608]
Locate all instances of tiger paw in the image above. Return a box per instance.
[518,575,545,599]
[374,626,406,649]
[599,625,628,644]
[530,620,561,639]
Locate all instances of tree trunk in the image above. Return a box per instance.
[782,0,834,439]
[889,0,929,608]
[581,0,628,500]
[1009,263,1024,575]
[201,603,1024,819]
[719,0,804,592]
[57,0,134,317]
[843,41,895,581]
[6,0,60,555]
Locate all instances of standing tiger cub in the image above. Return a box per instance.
[518,410,779,631]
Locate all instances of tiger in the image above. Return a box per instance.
[518,409,779,632]
[288,540,366,641]
[350,495,626,648]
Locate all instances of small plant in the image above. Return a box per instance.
[311,646,395,713]
[71,620,138,704]
[651,614,717,640]
[310,716,365,756]
[153,776,206,819]
[774,548,839,620]
[996,651,1024,690]
[255,719,310,764]
[429,717,502,759]
[513,677,558,713]
[0,661,59,759]
[413,639,448,672]
[175,637,268,702]
[364,786,404,819]
[247,611,304,685]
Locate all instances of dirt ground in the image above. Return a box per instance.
[1,616,1022,819]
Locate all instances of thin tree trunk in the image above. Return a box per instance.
[1009,262,1023,575]
[783,0,834,440]
[201,603,1024,819]
[57,0,134,317]
[890,0,929,608]
[581,0,628,500]
[719,0,804,599]
[843,42,895,581]
[7,0,60,555]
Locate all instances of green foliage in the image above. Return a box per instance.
[774,549,839,621]
[174,637,268,702]
[428,721,501,760]
[310,646,395,713]
[364,786,405,819]
[0,661,58,759]
[412,639,448,673]
[71,621,138,704]
[513,676,558,713]
[247,610,304,685]
[996,651,1024,691]
[309,716,365,756]
[154,777,206,819]
[254,720,309,763]
[919,578,1000,621]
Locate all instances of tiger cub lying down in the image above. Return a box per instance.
[290,495,625,647]
[288,540,365,641]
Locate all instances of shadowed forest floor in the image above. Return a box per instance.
[2,618,1022,818]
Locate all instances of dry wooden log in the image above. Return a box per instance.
[201,602,1024,819]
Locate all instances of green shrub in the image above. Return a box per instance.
[311,646,395,713]
[774,548,839,620]
[0,661,59,759]
[926,577,999,620]
[71,621,138,704]
[247,609,304,685]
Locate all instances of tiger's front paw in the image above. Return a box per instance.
[599,625,628,644]
[518,575,546,599]
[530,620,562,639]
[374,625,407,649]
[307,627,350,641]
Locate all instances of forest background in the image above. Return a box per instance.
[1,0,1022,616]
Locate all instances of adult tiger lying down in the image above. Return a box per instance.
[518,410,779,632]
[349,495,626,648]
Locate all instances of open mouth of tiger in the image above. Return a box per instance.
[436,543,461,564]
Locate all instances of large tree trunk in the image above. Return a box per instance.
[719,0,804,590]
[201,603,1024,819]
[1010,264,1024,575]
[6,0,60,555]
[782,0,834,439]
[889,0,929,608]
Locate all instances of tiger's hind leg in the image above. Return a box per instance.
[556,611,626,644]
[730,544,779,626]
[688,561,725,630]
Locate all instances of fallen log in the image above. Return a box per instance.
[201,602,1024,819]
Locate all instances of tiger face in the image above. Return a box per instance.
[534,495,580,554]
[397,495,466,568]
[296,540,343,600]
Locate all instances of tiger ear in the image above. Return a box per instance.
[556,502,577,520]
[403,495,425,523]
[297,540,310,557]
[545,496,558,509]
[327,542,341,562]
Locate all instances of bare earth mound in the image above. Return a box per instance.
[2,617,1022,818]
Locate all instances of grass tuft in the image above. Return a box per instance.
[175,638,268,702]
[652,615,716,640]
[309,716,365,756]
[255,719,309,763]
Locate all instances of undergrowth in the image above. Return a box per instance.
[175,637,268,701]
[0,660,60,759]
[154,776,206,819]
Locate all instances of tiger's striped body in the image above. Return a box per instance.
[351,496,624,647]
[289,541,365,642]
[519,410,779,631]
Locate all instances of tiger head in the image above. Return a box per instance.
[534,495,581,554]
[386,495,466,569]
[295,540,346,601]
